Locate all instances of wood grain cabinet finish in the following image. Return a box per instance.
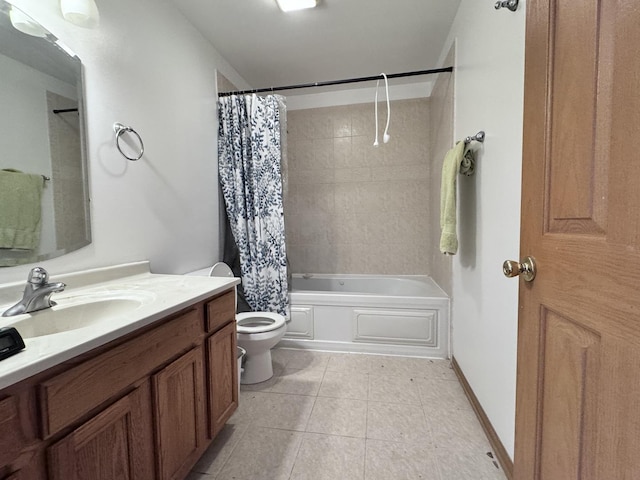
[47,382,155,480]
[206,321,238,437]
[0,396,29,469]
[3,474,22,479]
[0,288,237,480]
[2,471,31,480]
[153,348,206,480]
[39,308,202,439]
[206,291,235,333]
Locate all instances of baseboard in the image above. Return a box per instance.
[451,356,514,480]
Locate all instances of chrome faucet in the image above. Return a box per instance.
[2,267,66,317]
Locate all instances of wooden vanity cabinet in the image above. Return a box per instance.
[0,391,41,480]
[3,473,25,480]
[47,381,155,480]
[2,470,34,480]
[0,396,30,469]
[0,287,237,480]
[206,320,238,437]
[153,347,206,480]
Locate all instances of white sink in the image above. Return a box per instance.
[6,290,156,339]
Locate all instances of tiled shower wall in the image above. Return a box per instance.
[427,54,455,295]
[47,91,88,252]
[285,99,431,275]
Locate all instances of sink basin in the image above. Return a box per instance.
[6,290,155,339]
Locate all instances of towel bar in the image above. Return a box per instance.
[464,131,485,144]
[495,0,519,12]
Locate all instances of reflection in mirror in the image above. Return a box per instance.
[0,1,90,267]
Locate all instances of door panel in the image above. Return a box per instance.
[538,311,600,480]
[515,0,640,478]
[547,0,604,233]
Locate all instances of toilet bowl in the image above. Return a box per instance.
[236,312,286,384]
[189,262,287,384]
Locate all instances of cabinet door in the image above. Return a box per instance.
[152,347,205,480]
[47,382,154,480]
[0,396,28,470]
[207,321,238,437]
[3,469,40,480]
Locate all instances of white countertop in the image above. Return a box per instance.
[0,262,239,390]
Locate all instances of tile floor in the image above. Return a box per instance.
[188,348,506,480]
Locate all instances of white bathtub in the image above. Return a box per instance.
[281,274,450,358]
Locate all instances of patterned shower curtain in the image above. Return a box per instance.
[217,94,288,316]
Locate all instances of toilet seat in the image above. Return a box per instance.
[208,263,285,334]
[236,312,286,334]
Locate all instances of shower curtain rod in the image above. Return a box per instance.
[217,67,454,97]
[52,108,78,114]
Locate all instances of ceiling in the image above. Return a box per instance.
[170,0,462,94]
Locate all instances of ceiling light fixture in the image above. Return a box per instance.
[276,0,317,13]
[60,0,100,28]
[9,6,47,37]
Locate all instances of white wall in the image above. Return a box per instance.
[442,0,526,459]
[1,0,249,283]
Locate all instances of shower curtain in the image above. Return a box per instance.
[218,94,288,316]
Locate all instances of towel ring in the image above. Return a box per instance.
[113,123,144,161]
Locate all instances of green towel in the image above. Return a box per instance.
[459,148,475,176]
[0,169,43,250]
[439,142,467,255]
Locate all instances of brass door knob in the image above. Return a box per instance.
[503,256,536,282]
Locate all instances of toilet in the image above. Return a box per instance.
[188,262,287,384]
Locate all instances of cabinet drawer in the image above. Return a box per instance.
[206,291,235,333]
[40,308,202,438]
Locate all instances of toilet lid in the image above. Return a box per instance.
[209,262,234,278]
[236,312,286,334]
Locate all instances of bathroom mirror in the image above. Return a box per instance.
[0,1,91,267]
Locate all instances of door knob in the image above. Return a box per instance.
[503,256,536,282]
